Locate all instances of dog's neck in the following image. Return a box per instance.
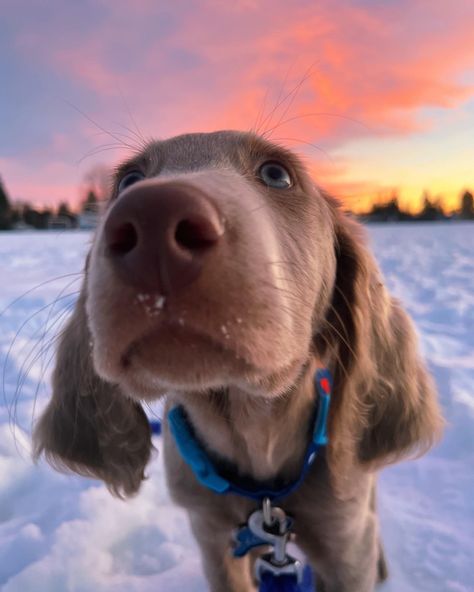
[170,360,319,482]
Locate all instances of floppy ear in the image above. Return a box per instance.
[315,208,443,485]
[33,286,153,498]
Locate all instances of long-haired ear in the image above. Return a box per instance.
[315,209,443,486]
[33,287,153,498]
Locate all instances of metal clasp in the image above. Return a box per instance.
[247,497,303,583]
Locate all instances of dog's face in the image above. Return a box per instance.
[87,131,337,399]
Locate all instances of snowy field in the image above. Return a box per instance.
[0,224,473,592]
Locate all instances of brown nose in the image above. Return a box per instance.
[103,180,224,295]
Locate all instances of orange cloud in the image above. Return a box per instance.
[4,0,474,210]
[28,1,474,141]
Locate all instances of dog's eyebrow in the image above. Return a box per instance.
[244,135,305,172]
[114,156,148,178]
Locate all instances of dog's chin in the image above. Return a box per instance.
[92,324,308,401]
[116,361,307,402]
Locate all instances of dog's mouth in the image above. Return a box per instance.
[123,319,244,364]
[119,316,258,391]
[88,275,312,398]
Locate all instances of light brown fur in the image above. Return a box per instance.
[33,131,443,591]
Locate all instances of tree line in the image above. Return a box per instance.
[0,182,98,230]
[1,173,473,231]
[361,191,474,222]
[0,165,108,230]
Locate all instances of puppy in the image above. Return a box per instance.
[34,131,443,591]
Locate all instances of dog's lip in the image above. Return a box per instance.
[120,316,249,369]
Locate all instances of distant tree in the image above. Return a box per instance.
[365,195,407,222]
[81,164,111,202]
[10,207,20,227]
[57,202,72,218]
[0,176,12,230]
[22,204,51,229]
[418,193,446,221]
[22,204,36,228]
[78,165,110,219]
[27,210,40,228]
[38,209,52,229]
[460,190,474,219]
[57,202,78,228]
[82,189,98,213]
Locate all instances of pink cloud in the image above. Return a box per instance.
[4,0,474,208]
[15,1,474,142]
[0,158,80,208]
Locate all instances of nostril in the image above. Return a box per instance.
[175,217,222,251]
[106,222,138,256]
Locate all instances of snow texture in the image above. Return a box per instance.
[0,224,473,592]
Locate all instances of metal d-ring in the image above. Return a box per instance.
[262,497,273,527]
[262,497,287,533]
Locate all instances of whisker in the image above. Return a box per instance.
[315,328,351,385]
[77,143,129,164]
[28,312,75,438]
[0,272,83,320]
[326,304,358,363]
[113,121,149,151]
[252,85,271,136]
[37,277,83,395]
[259,63,317,140]
[9,298,77,418]
[64,101,140,153]
[2,287,81,419]
[9,304,75,454]
[257,64,314,137]
[262,111,370,140]
[268,136,333,163]
[253,58,297,135]
[117,83,149,149]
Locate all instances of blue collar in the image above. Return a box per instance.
[167,368,332,502]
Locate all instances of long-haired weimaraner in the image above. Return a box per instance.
[34,131,443,591]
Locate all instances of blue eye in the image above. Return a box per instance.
[118,171,145,193]
[258,162,292,189]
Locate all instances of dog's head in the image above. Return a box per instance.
[34,131,442,496]
[87,131,336,398]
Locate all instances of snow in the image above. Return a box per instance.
[0,224,473,591]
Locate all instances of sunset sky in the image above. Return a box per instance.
[1,0,474,213]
